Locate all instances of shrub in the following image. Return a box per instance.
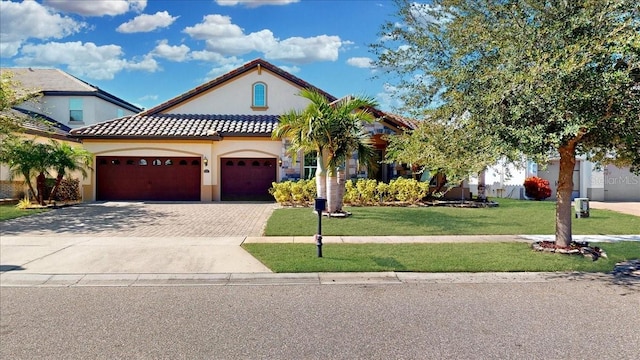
[524,176,552,200]
[15,195,31,209]
[389,177,428,204]
[270,179,316,206]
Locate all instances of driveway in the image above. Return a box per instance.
[1,202,277,274]
[588,201,640,217]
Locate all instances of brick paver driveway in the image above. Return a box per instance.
[1,201,277,237]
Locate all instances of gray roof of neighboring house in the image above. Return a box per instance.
[1,108,76,140]
[2,67,142,113]
[70,114,279,139]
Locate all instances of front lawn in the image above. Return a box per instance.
[242,242,640,273]
[264,198,640,236]
[0,204,49,221]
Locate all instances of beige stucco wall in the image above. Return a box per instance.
[79,138,284,202]
[164,68,311,116]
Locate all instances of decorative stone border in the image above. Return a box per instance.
[531,240,608,261]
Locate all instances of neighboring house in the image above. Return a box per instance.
[70,59,414,202]
[468,158,640,201]
[6,68,141,129]
[0,67,142,199]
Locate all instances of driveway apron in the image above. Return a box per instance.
[0,202,276,274]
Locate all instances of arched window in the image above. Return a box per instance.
[252,82,267,108]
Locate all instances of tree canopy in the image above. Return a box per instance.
[372,0,640,246]
[0,70,41,138]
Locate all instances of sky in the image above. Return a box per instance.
[0,0,407,112]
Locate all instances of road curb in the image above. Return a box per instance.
[0,271,629,287]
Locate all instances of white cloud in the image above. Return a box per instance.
[215,0,299,8]
[183,14,244,39]
[117,11,178,33]
[14,41,158,80]
[347,57,373,68]
[151,40,190,62]
[265,35,342,64]
[184,15,343,64]
[0,0,85,57]
[43,0,147,16]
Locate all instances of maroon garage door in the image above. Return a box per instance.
[221,158,276,201]
[96,156,201,201]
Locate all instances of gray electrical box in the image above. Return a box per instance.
[575,198,590,218]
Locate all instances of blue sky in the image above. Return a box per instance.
[0,0,406,111]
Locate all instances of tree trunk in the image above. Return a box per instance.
[36,172,46,206]
[315,153,327,200]
[48,173,64,203]
[555,143,577,248]
[326,167,339,214]
[477,168,487,202]
[336,165,346,212]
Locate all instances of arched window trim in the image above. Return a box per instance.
[251,82,268,110]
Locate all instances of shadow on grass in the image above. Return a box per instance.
[371,257,407,271]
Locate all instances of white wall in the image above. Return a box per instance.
[16,95,137,128]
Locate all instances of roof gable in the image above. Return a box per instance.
[141,59,336,116]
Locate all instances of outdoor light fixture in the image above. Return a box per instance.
[278,158,283,166]
[203,156,208,167]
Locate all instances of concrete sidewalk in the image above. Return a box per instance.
[1,270,625,288]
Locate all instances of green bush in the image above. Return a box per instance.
[272,178,431,206]
[270,179,316,206]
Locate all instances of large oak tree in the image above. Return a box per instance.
[372,0,640,247]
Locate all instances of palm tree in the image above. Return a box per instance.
[273,90,378,214]
[47,141,92,203]
[273,89,334,200]
[0,138,51,203]
[324,96,377,213]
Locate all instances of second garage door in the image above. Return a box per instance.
[221,158,276,201]
[96,156,201,201]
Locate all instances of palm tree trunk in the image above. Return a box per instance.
[326,168,339,214]
[336,165,346,212]
[315,152,327,199]
[48,174,64,203]
[36,172,46,206]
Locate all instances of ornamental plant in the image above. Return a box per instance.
[524,176,551,201]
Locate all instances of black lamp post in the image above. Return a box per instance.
[314,198,326,258]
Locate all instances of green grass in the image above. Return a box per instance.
[0,204,49,221]
[242,242,640,273]
[265,198,640,236]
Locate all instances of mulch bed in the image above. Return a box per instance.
[531,240,607,261]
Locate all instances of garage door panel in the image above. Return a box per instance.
[97,156,200,201]
[221,158,276,201]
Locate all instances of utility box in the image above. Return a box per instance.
[575,198,590,218]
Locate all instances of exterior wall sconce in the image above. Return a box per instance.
[278,158,283,166]
[203,156,209,167]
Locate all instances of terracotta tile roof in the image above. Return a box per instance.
[70,114,279,139]
[141,58,337,115]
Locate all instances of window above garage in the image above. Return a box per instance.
[251,82,268,110]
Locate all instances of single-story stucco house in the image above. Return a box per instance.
[70,59,415,202]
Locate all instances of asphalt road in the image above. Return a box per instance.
[2,280,639,359]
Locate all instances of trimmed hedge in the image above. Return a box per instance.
[270,178,430,206]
